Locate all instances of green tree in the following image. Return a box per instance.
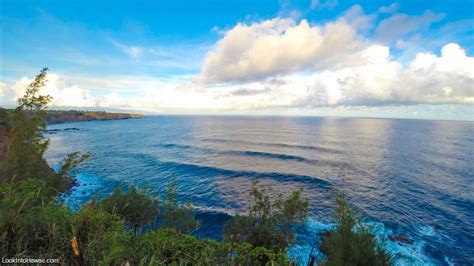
[223,181,309,253]
[160,178,200,234]
[0,68,90,194]
[319,194,392,266]
[99,186,159,234]
[2,68,53,181]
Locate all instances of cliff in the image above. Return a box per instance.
[46,110,144,124]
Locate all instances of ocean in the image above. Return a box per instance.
[45,116,474,265]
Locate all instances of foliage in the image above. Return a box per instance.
[1,68,53,182]
[71,202,126,265]
[319,194,392,266]
[45,110,143,123]
[0,179,72,260]
[160,178,200,234]
[0,68,90,194]
[0,108,12,128]
[0,178,289,265]
[223,181,309,253]
[57,151,92,192]
[119,228,290,265]
[99,186,159,234]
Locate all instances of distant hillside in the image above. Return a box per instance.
[45,110,144,123]
[1,108,144,125]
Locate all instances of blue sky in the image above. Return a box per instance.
[1,0,473,120]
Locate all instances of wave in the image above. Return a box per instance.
[157,143,313,163]
[109,150,332,189]
[288,218,443,266]
[201,138,344,154]
[156,160,332,188]
[156,143,372,178]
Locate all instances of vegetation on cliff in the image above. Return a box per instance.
[45,110,143,124]
[318,194,392,265]
[223,183,309,253]
[0,108,143,125]
[0,69,393,265]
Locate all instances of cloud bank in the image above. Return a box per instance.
[3,74,95,107]
[199,17,375,83]
[1,41,472,111]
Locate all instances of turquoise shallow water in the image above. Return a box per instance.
[45,116,474,265]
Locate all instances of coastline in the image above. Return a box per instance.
[46,110,144,124]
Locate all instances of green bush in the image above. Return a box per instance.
[319,194,392,266]
[0,178,289,265]
[99,186,159,234]
[160,178,200,234]
[71,202,127,265]
[0,179,72,260]
[121,228,290,265]
[223,181,309,253]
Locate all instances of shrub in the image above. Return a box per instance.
[71,202,127,265]
[319,194,392,266]
[99,186,159,234]
[121,228,290,265]
[0,179,72,260]
[223,181,309,253]
[160,178,200,234]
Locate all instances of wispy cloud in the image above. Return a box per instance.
[374,10,445,44]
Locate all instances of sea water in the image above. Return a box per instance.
[45,116,474,265]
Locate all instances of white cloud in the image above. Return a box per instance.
[0,83,6,97]
[2,73,96,107]
[199,17,382,83]
[98,92,128,108]
[112,41,144,58]
[101,42,474,109]
[305,43,474,106]
[2,43,472,113]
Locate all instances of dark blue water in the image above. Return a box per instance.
[45,116,474,265]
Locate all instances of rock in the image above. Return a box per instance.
[390,234,414,245]
[319,230,332,238]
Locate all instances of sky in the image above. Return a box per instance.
[1,0,473,120]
